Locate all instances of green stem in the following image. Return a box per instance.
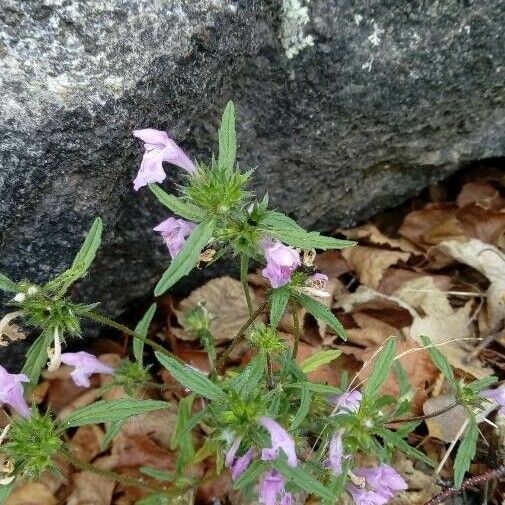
[240,253,254,315]
[61,450,167,493]
[216,300,268,373]
[83,310,175,360]
[389,403,458,424]
[292,309,300,360]
[266,353,275,390]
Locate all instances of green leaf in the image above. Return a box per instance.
[286,382,341,395]
[149,184,205,221]
[233,460,270,490]
[155,352,226,402]
[154,220,214,296]
[296,293,346,339]
[229,354,265,400]
[100,420,124,451]
[273,459,334,501]
[45,217,103,296]
[22,331,54,391]
[454,419,478,488]
[62,399,169,428]
[420,335,457,390]
[269,287,290,329]
[0,482,13,504]
[259,211,356,250]
[140,467,175,482]
[376,427,435,467]
[0,272,17,293]
[363,338,397,398]
[291,382,311,430]
[218,100,237,171]
[136,493,170,505]
[300,350,342,374]
[171,395,195,472]
[133,304,156,366]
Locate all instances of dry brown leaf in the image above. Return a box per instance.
[71,425,105,462]
[6,482,56,505]
[457,181,505,210]
[438,239,505,329]
[347,312,400,347]
[457,204,505,246]
[423,393,468,442]
[67,469,115,505]
[342,247,411,289]
[342,224,422,254]
[175,277,255,342]
[377,268,452,296]
[315,250,351,278]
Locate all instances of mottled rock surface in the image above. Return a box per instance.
[1,0,504,366]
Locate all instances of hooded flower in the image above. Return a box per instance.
[60,352,114,388]
[225,437,255,480]
[259,470,292,505]
[154,217,196,258]
[0,365,30,418]
[347,485,389,505]
[353,464,408,500]
[261,239,301,288]
[259,416,297,467]
[329,390,363,415]
[481,386,505,415]
[133,129,196,190]
[325,430,344,475]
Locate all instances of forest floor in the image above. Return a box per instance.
[7,166,505,505]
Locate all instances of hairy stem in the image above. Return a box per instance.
[389,403,458,424]
[84,310,175,360]
[61,450,167,493]
[240,253,254,315]
[292,309,300,360]
[425,465,505,505]
[266,353,275,390]
[216,300,268,373]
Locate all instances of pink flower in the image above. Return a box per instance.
[0,365,30,418]
[325,430,344,475]
[153,217,196,258]
[60,352,114,388]
[132,129,196,191]
[259,416,297,467]
[347,485,389,505]
[329,390,363,414]
[347,464,407,504]
[259,470,292,505]
[482,386,505,415]
[261,239,301,288]
[225,437,255,480]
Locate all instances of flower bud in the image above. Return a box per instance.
[13,293,25,303]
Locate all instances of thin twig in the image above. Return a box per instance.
[389,403,459,424]
[425,465,505,505]
[216,301,268,373]
[240,253,254,315]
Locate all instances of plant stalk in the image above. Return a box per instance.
[292,309,300,360]
[240,253,254,315]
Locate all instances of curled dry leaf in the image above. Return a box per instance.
[456,181,505,210]
[67,467,115,505]
[347,312,400,347]
[71,425,105,462]
[5,482,56,505]
[438,239,505,330]
[342,246,411,289]
[175,277,255,342]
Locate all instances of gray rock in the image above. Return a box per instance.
[1,0,504,368]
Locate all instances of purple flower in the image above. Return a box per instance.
[354,464,408,499]
[133,129,196,191]
[0,365,30,418]
[259,416,297,467]
[60,352,115,388]
[261,239,301,288]
[259,470,292,505]
[481,386,505,415]
[325,430,344,475]
[329,390,363,415]
[347,484,389,505]
[310,272,328,290]
[153,217,196,258]
[225,437,255,480]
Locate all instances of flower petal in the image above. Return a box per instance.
[133,128,170,147]
[133,148,166,190]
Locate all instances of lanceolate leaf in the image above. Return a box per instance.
[230,354,265,400]
[0,482,13,504]
[363,339,397,398]
[296,293,347,339]
[259,211,355,250]
[291,382,311,430]
[454,419,478,488]
[300,350,342,374]
[0,272,17,293]
[62,399,169,428]
[420,335,457,390]
[149,184,205,221]
[154,220,215,296]
[155,352,226,402]
[22,331,54,391]
[218,100,237,171]
[269,287,290,329]
[133,303,156,366]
